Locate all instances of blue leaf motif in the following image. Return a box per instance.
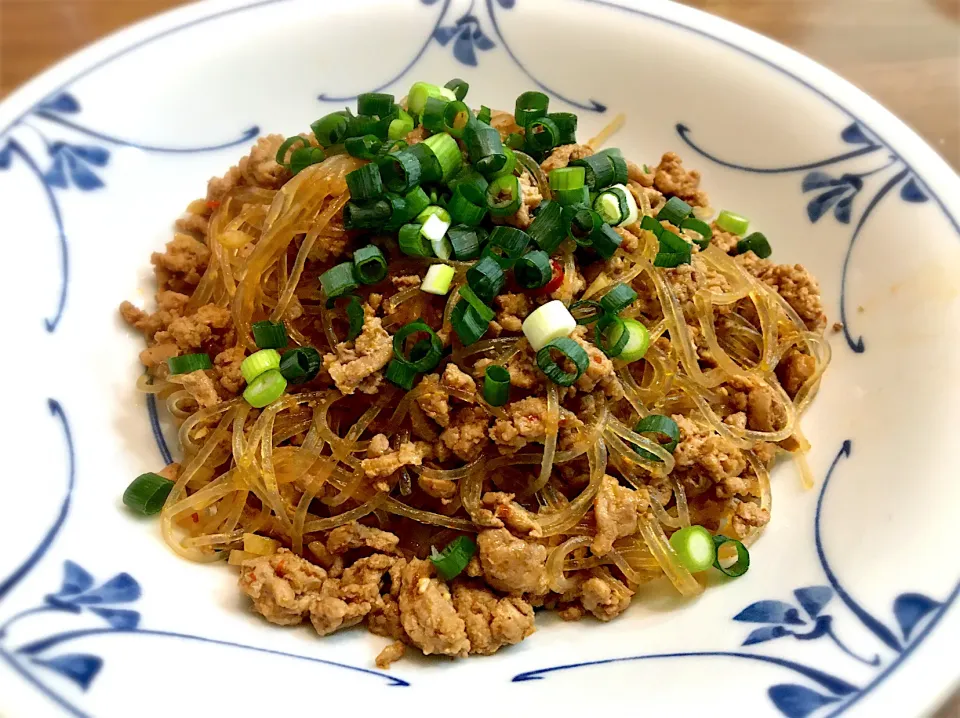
[44,154,68,188]
[0,142,11,170]
[472,27,495,51]
[434,26,459,46]
[421,0,441,5]
[69,144,109,167]
[802,171,837,192]
[841,123,871,146]
[73,572,140,605]
[900,176,929,203]
[833,195,854,224]
[496,0,516,7]
[89,607,141,630]
[453,29,478,66]
[733,600,805,625]
[58,561,95,596]
[65,153,104,191]
[893,593,940,642]
[794,586,832,619]
[31,654,103,691]
[38,92,81,114]
[743,625,791,646]
[769,684,840,718]
[807,187,848,223]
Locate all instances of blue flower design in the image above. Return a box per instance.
[44,141,110,191]
[801,171,862,224]
[44,560,141,630]
[37,92,81,115]
[434,14,495,66]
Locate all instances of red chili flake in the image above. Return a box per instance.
[206,200,221,210]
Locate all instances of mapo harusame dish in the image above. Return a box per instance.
[119,79,829,668]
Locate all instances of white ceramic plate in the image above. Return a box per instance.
[2,0,958,715]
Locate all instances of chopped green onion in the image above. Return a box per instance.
[448,166,489,195]
[393,321,443,373]
[388,109,415,141]
[319,262,359,300]
[399,223,432,257]
[505,132,525,150]
[716,209,750,236]
[657,196,692,226]
[599,283,637,315]
[422,132,462,182]
[568,299,604,325]
[416,205,452,225]
[591,224,623,259]
[594,184,637,226]
[243,369,287,408]
[465,123,507,177]
[633,414,680,461]
[421,96,448,133]
[241,348,281,383]
[555,186,589,207]
[514,250,553,289]
[398,144,437,184]
[653,230,692,268]
[383,185,432,231]
[640,214,663,237]
[250,320,287,349]
[420,213,451,243]
[525,116,560,153]
[466,255,505,303]
[346,113,387,141]
[345,163,383,200]
[483,365,511,407]
[378,138,408,157]
[713,534,750,577]
[328,294,365,341]
[547,112,578,145]
[289,146,326,175]
[358,92,395,117]
[549,166,585,191]
[343,199,391,229]
[448,225,484,260]
[431,236,454,261]
[669,526,717,573]
[736,232,772,259]
[476,105,492,125]
[345,135,383,160]
[489,147,518,179]
[451,300,490,345]
[429,535,477,581]
[458,286,495,323]
[486,174,522,216]
[279,347,321,384]
[527,200,565,254]
[522,299,576,351]
[563,205,602,246]
[275,136,311,169]
[618,319,651,362]
[421,264,456,295]
[167,353,212,375]
[377,150,422,193]
[570,153,616,190]
[595,314,629,358]
[448,183,488,226]
[353,245,388,284]
[596,148,628,184]
[385,358,418,390]
[123,472,174,516]
[514,91,549,126]
[484,226,530,268]
[311,112,349,147]
[407,81,450,114]
[444,78,469,101]
[681,217,713,249]
[440,100,472,138]
[536,336,589,386]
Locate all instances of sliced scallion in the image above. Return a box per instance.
[353,245,388,284]
[681,217,713,249]
[319,262,359,300]
[547,112,578,145]
[393,321,443,373]
[345,163,383,200]
[657,196,693,226]
[421,264,456,295]
[716,209,750,236]
[378,150,422,193]
[515,91,549,126]
[591,224,623,259]
[522,299,576,351]
[279,347,321,384]
[618,319,651,362]
[669,526,717,573]
[536,336,589,386]
[595,314,629,358]
[444,78,469,101]
[448,225,485,260]
[241,348,281,384]
[599,283,637,315]
[429,535,477,581]
[484,226,530,268]
[568,299,604,325]
[422,132,462,182]
[311,112,349,147]
[653,230,692,268]
[357,92,396,117]
[527,200,565,254]
[243,369,287,408]
[486,174,522,217]
[399,223,432,257]
[483,365,511,407]
[736,232,772,259]
[632,414,680,462]
[466,255,506,303]
[123,472,174,516]
[385,358,417,390]
[713,535,750,577]
[448,183,488,226]
[458,286,495,323]
[451,300,490,345]
[327,294,365,342]
[167,353,212,375]
[525,116,560,153]
[345,135,383,160]
[514,250,553,290]
[549,166,585,192]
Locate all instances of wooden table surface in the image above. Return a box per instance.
[1,0,958,714]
